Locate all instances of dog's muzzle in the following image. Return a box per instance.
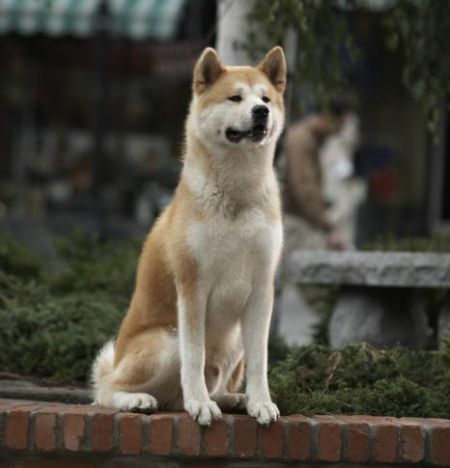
[225,105,269,143]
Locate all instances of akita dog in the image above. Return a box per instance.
[91,46,287,425]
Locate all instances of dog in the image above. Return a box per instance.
[91,46,287,426]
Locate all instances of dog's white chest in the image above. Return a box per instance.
[188,209,281,319]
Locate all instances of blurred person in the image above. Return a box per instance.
[282,103,349,254]
[320,112,367,248]
[274,103,349,344]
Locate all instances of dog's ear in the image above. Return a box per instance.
[193,48,225,94]
[257,46,287,93]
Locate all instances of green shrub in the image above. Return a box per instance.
[0,271,126,383]
[269,343,450,418]
[301,285,339,346]
[268,332,291,366]
[51,232,139,296]
[0,232,139,383]
[364,234,450,252]
[2,233,450,419]
[0,233,42,279]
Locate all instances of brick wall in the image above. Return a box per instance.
[1,398,450,466]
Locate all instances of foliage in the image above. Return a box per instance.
[364,233,450,253]
[384,0,450,135]
[52,231,138,296]
[268,332,291,365]
[0,233,42,279]
[302,285,339,346]
[442,338,450,369]
[245,0,357,112]
[0,272,124,382]
[269,341,450,418]
[0,232,139,383]
[246,0,450,132]
[2,233,450,419]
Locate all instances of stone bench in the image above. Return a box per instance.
[288,251,450,348]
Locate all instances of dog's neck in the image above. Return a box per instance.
[181,134,278,217]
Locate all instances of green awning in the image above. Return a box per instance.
[0,0,187,40]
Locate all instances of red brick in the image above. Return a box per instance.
[184,465,215,468]
[286,416,311,460]
[400,422,424,463]
[101,462,161,468]
[316,416,341,462]
[233,415,257,457]
[375,422,399,463]
[34,412,57,452]
[177,414,201,456]
[259,419,284,459]
[118,413,142,455]
[6,409,29,450]
[431,426,450,466]
[401,417,436,425]
[62,412,85,451]
[20,460,95,468]
[361,415,399,425]
[55,403,88,412]
[427,418,450,426]
[148,413,173,456]
[0,399,36,410]
[92,412,116,452]
[346,421,370,462]
[0,400,17,412]
[203,417,229,457]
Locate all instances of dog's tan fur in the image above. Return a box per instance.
[92,46,287,425]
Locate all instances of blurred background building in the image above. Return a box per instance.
[0,0,216,239]
[0,0,448,244]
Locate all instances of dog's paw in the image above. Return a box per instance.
[112,391,158,413]
[246,399,280,425]
[185,399,222,426]
[213,392,246,411]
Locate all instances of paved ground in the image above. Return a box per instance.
[0,376,89,404]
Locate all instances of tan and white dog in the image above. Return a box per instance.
[91,46,287,426]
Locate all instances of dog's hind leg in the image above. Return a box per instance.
[227,357,245,393]
[210,357,246,411]
[93,327,181,413]
[111,391,158,412]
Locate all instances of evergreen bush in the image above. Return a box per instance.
[1,233,450,419]
[270,342,450,418]
[0,232,138,383]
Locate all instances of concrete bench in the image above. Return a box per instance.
[289,251,450,348]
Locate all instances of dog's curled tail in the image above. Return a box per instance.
[91,340,115,405]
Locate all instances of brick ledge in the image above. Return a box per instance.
[1,398,450,466]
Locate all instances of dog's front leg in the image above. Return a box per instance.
[177,288,222,425]
[242,282,280,425]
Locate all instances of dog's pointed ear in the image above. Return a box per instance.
[257,46,287,93]
[193,48,225,94]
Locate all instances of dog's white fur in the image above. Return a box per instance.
[92,46,287,425]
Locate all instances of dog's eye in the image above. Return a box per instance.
[262,96,270,103]
[228,95,242,102]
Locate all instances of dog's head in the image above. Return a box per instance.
[189,47,287,149]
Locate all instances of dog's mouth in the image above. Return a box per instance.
[225,124,268,143]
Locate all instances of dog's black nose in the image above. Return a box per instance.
[252,105,269,120]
